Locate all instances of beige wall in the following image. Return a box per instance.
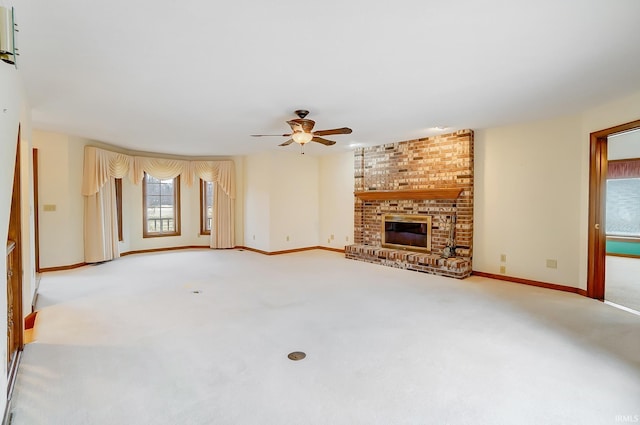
[473,89,640,290]
[32,132,87,268]
[242,151,321,252]
[269,152,319,251]
[243,153,272,251]
[319,151,354,249]
[473,114,583,286]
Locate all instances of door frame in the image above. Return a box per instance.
[6,128,23,403]
[587,119,640,299]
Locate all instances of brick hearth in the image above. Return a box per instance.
[347,130,474,279]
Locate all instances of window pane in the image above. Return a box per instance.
[606,178,640,237]
[144,174,180,237]
[200,180,215,234]
[206,181,214,231]
[161,181,174,196]
[147,195,161,208]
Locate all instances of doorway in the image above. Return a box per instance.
[587,119,640,308]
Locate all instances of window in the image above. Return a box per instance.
[606,178,640,237]
[143,173,180,237]
[115,178,123,242]
[200,179,214,235]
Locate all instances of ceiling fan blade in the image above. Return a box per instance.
[311,136,336,146]
[279,139,295,146]
[251,134,291,137]
[313,127,352,137]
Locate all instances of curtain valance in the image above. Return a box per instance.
[608,159,640,180]
[82,146,235,198]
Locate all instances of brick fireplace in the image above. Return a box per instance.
[346,130,474,278]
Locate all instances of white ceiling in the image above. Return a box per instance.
[8,0,640,156]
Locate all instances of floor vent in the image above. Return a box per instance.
[287,351,306,361]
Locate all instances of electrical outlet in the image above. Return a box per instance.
[499,266,506,274]
[331,234,335,240]
[286,236,290,242]
[346,236,349,242]
[500,254,506,262]
[327,238,331,244]
[253,235,255,240]
[546,259,558,269]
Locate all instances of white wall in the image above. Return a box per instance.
[243,151,322,252]
[233,155,244,247]
[270,152,320,251]
[20,125,36,314]
[473,114,582,286]
[32,131,87,268]
[319,151,354,249]
[243,153,272,251]
[1,60,33,416]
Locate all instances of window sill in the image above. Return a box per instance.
[606,235,640,243]
[143,232,181,239]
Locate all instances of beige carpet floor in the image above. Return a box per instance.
[606,255,640,313]
[10,249,640,425]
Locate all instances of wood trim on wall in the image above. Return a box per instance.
[40,246,346,272]
[472,271,588,296]
[119,245,209,257]
[606,253,640,259]
[237,246,345,255]
[606,236,640,243]
[39,262,88,273]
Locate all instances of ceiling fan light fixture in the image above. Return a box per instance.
[292,131,313,145]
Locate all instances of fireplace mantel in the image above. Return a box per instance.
[354,189,462,201]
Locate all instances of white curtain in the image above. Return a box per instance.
[83,147,130,263]
[211,182,235,248]
[191,160,236,248]
[84,178,119,263]
[81,146,236,262]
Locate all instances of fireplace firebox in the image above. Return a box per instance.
[381,214,432,252]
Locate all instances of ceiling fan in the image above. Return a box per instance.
[251,110,352,152]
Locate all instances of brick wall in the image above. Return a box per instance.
[353,130,474,259]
